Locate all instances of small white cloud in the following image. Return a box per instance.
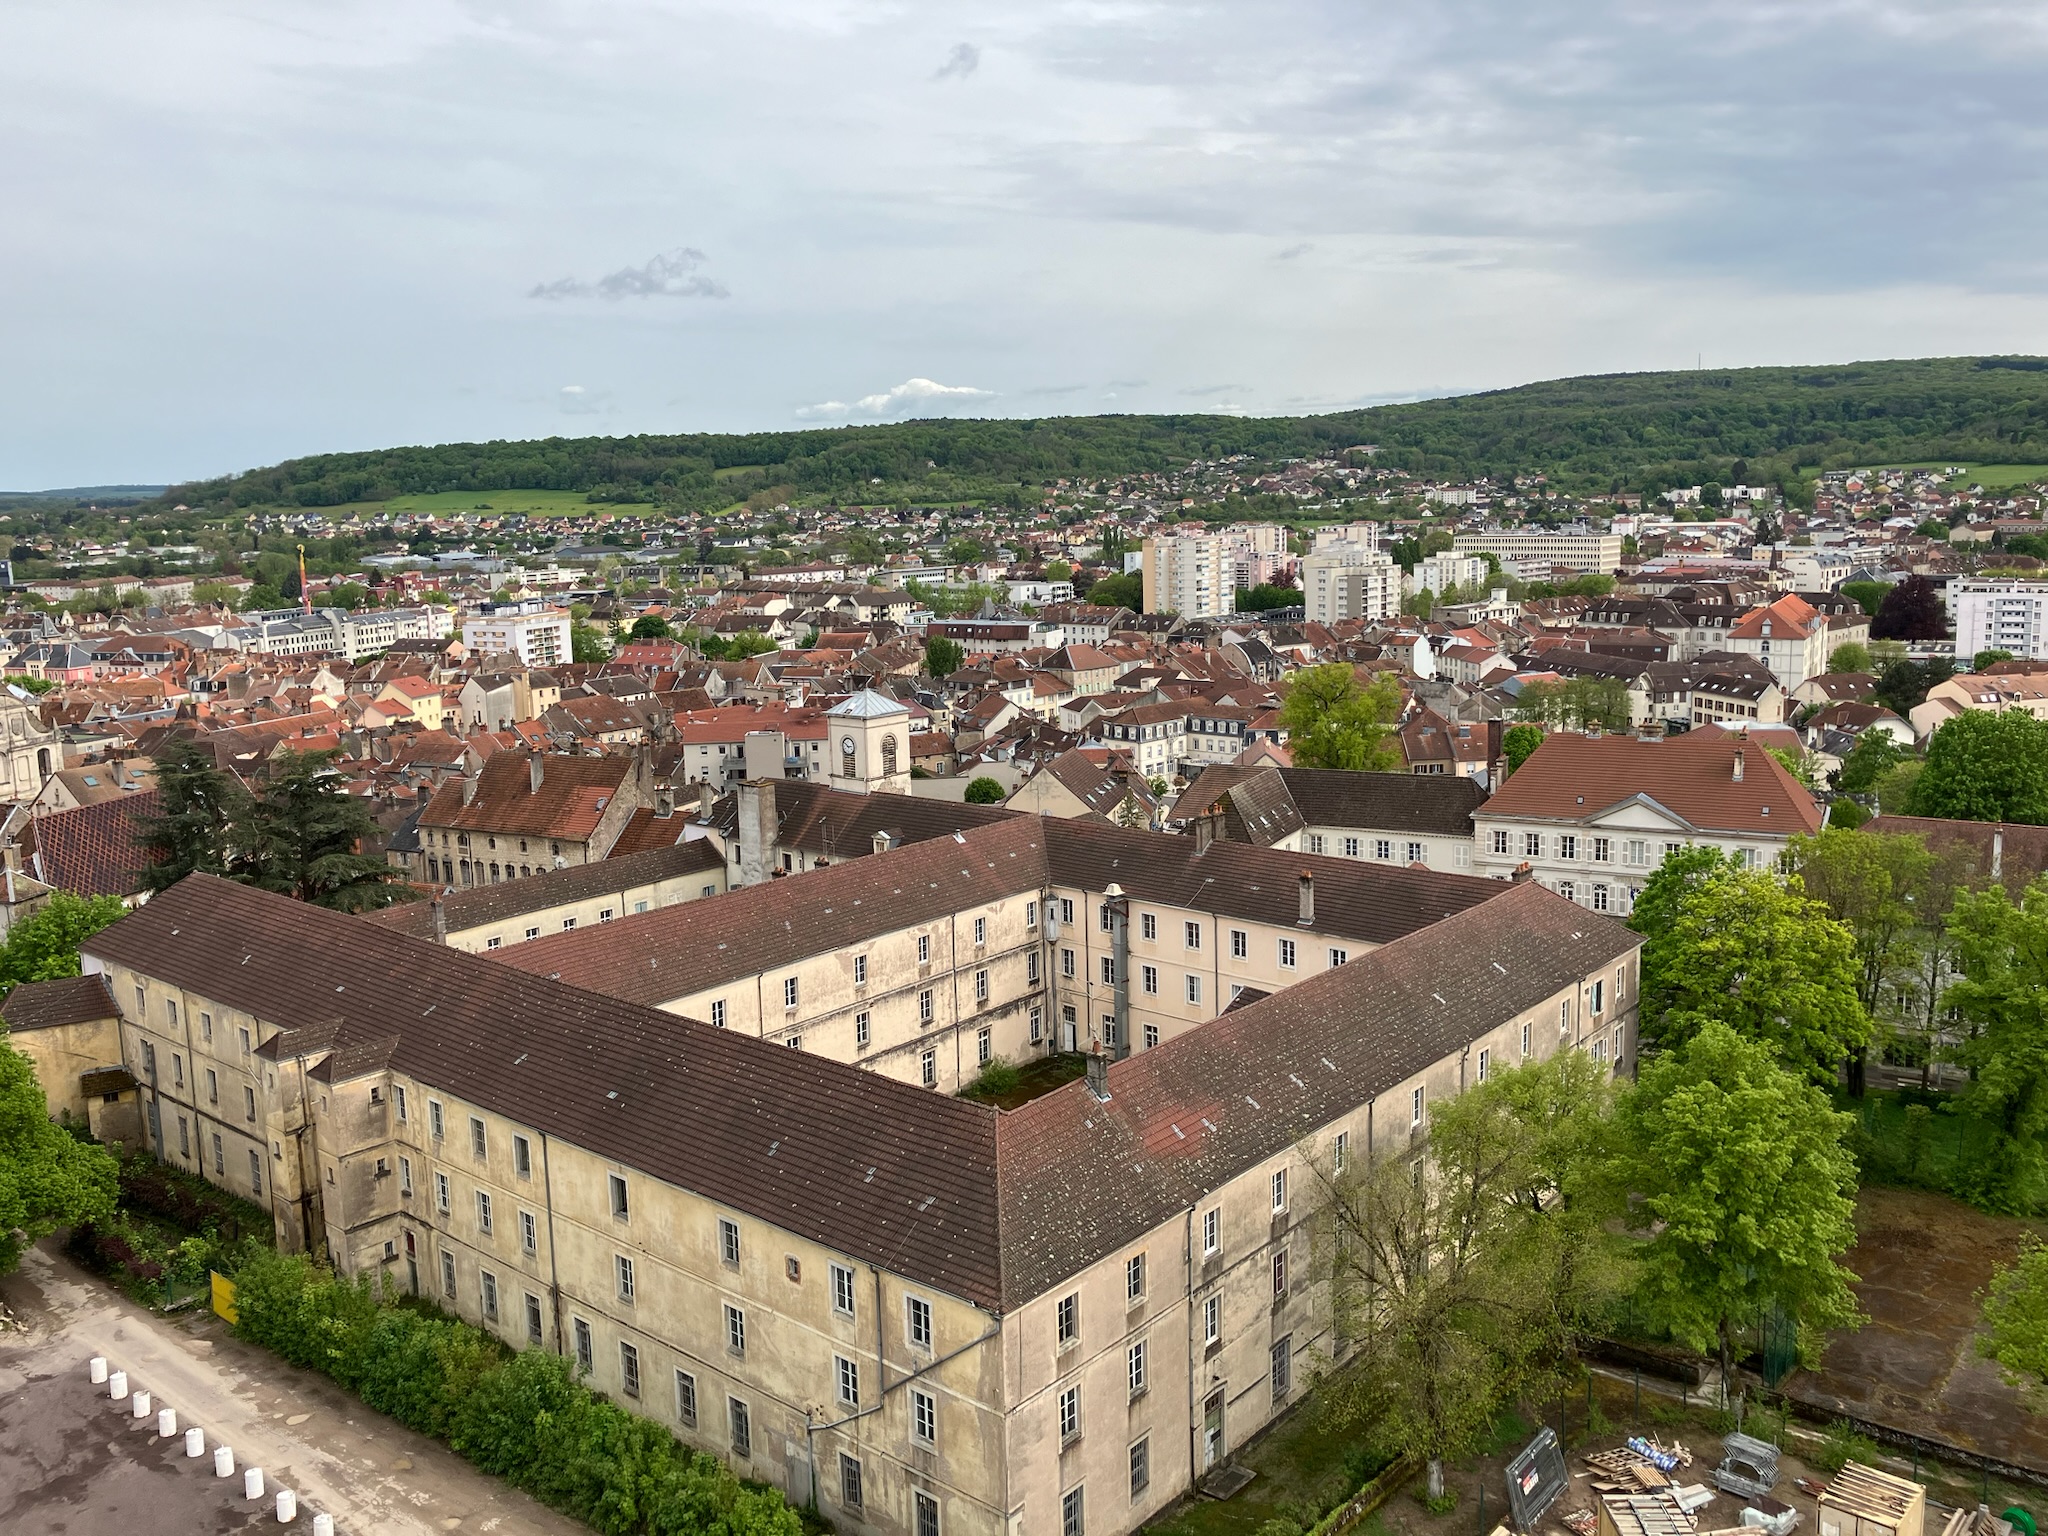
[531,248,728,301]
[933,43,979,81]
[798,377,995,420]
[561,384,585,394]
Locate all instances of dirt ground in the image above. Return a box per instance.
[0,1238,585,1536]
[1791,1186,2048,1474]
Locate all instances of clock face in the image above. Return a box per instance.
[841,736,856,753]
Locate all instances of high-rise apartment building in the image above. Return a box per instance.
[463,601,572,667]
[1452,527,1623,575]
[1302,526,1399,625]
[1141,532,1232,618]
[1952,579,2048,662]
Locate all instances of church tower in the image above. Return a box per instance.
[823,689,912,795]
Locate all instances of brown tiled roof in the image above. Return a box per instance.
[418,752,631,841]
[362,839,727,940]
[27,791,160,898]
[0,973,119,1032]
[1180,766,1487,841]
[994,881,1638,1305]
[1864,815,2048,896]
[764,780,1019,859]
[1031,750,1134,818]
[84,875,1007,1311]
[1476,730,1821,837]
[604,807,698,858]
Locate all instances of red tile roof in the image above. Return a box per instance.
[1477,730,1821,837]
[27,791,160,898]
[418,752,631,842]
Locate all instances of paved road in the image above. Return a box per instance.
[0,1239,586,1536]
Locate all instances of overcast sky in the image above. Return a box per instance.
[5,0,2047,489]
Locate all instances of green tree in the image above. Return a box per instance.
[1789,828,1934,1016]
[1043,560,1073,582]
[1976,649,2017,671]
[1634,862,1870,1083]
[923,635,965,678]
[1618,1022,1862,1406]
[137,737,241,894]
[569,621,610,662]
[0,892,131,996]
[1827,642,1873,675]
[1911,710,2048,824]
[1085,572,1143,610]
[1944,880,2048,1211]
[1501,722,1544,778]
[325,581,370,611]
[0,1033,119,1272]
[1234,583,1300,613]
[1872,656,1954,717]
[1979,1237,2048,1404]
[628,614,673,640]
[1833,731,1906,796]
[1276,664,1403,771]
[1513,677,1632,733]
[1840,581,1890,619]
[963,776,1006,805]
[237,749,409,911]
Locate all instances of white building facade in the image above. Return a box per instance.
[463,602,572,667]
[1952,579,2048,663]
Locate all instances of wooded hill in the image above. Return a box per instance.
[147,355,2048,515]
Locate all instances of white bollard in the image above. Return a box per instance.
[158,1407,177,1437]
[312,1514,334,1536]
[108,1370,128,1400]
[89,1356,108,1384]
[133,1389,152,1419]
[244,1466,265,1500]
[185,1426,205,1457]
[276,1487,297,1522]
[215,1444,234,1477]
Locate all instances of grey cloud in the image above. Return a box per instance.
[1181,383,1239,397]
[934,43,979,81]
[530,248,729,301]
[1275,242,1312,261]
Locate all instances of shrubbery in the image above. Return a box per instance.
[233,1252,802,1536]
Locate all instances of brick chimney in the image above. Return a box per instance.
[1298,870,1315,925]
[431,897,447,945]
[1085,1046,1110,1102]
[529,755,545,794]
[1732,747,1745,783]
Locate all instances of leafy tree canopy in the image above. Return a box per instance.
[1976,649,2017,671]
[569,620,610,663]
[1234,582,1300,613]
[1979,1237,2048,1405]
[1085,572,1143,610]
[1945,880,2048,1212]
[1827,641,1872,675]
[1276,664,1403,771]
[1501,722,1544,777]
[627,614,673,640]
[963,776,1007,805]
[1833,731,1906,796]
[0,1034,119,1272]
[923,634,965,679]
[1840,581,1891,619]
[0,892,130,996]
[1872,574,1949,641]
[1911,709,2048,824]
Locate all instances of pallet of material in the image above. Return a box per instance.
[1817,1463,1926,1536]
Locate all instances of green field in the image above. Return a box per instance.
[1883,463,2048,490]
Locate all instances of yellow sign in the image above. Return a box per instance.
[210,1271,238,1325]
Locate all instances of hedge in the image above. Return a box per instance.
[232,1252,803,1536]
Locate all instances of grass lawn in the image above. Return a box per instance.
[1882,463,2048,490]
[1147,1392,1385,1536]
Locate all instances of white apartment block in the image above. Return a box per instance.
[1410,552,1489,596]
[1301,541,1400,625]
[1452,528,1624,575]
[463,602,572,667]
[1952,579,2048,662]
[1141,534,1232,619]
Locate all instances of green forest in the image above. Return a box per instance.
[143,354,2048,515]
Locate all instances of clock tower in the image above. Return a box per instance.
[823,689,912,795]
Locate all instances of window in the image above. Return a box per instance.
[1057,1292,1079,1345]
[1592,836,1611,862]
[1558,834,1578,860]
[855,1010,871,1049]
[1561,997,1572,1033]
[599,907,615,923]
[1058,1384,1081,1442]
[1184,920,1201,950]
[611,1341,638,1398]
[525,926,539,941]
[239,1025,252,1058]
[1592,1036,1608,1064]
[201,1010,213,1042]
[1094,954,1111,986]
[441,1250,457,1299]
[400,1155,413,1194]
[467,1116,487,1158]
[1626,838,1648,866]
[974,916,987,947]
[172,1053,184,1088]
[782,976,799,1010]
[1203,1294,1221,1345]
[206,1067,218,1105]
[1061,947,1076,979]
[1524,831,1542,858]
[521,1209,537,1256]
[486,936,501,950]
[1491,828,1510,855]
[434,1171,450,1214]
[609,1173,630,1220]
[1278,937,1296,969]
[728,1397,752,1457]
[1411,1085,1425,1128]
[719,1218,741,1266]
[1063,1487,1085,1536]
[675,1370,698,1427]
[1334,1129,1350,1170]
[1271,1336,1293,1398]
[917,933,931,964]
[1027,951,1040,984]
[1333,946,1356,970]
[212,1133,224,1175]
[916,1490,941,1536]
[1185,974,1201,1005]
[1143,1023,1159,1049]
[919,987,934,1025]
[1613,1024,1624,1065]
[616,1254,635,1303]
[1130,1437,1151,1497]
[710,999,726,1029]
[1591,979,1605,1014]
[429,1099,445,1139]
[976,967,991,1002]
[481,1270,499,1322]
[725,1304,747,1354]
[572,1315,593,1371]
[476,1190,493,1234]
[244,1085,257,1122]
[1127,1338,1149,1397]
[1347,837,1363,858]
[177,1116,189,1157]
[921,1050,937,1087]
[1521,1021,1532,1056]
[836,1355,861,1408]
[1126,1253,1146,1302]
[1477,1047,1490,1083]
[1308,834,1325,854]
[1592,883,1610,912]
[525,1291,543,1344]
[1141,964,1158,995]
[854,954,868,986]
[1026,900,1038,930]
[514,1135,531,1178]
[1557,879,1576,902]
[977,1026,992,1065]
[1031,1006,1044,1043]
[824,1262,855,1319]
[1202,1209,1219,1254]
[839,1453,864,1510]
[1230,928,1248,959]
[1274,1247,1291,1296]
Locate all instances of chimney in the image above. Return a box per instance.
[1731,747,1745,783]
[529,755,544,794]
[1511,862,1533,882]
[1993,827,2005,881]
[737,778,778,887]
[1298,870,1315,926]
[1193,812,1215,855]
[417,783,432,807]
[461,775,478,807]
[431,897,447,945]
[1085,1046,1110,1102]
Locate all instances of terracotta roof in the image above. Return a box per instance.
[1181,765,1488,840]
[994,881,1638,1304]
[1864,814,2048,896]
[1476,730,1821,837]
[418,752,632,841]
[362,839,727,940]
[85,875,1008,1310]
[0,973,119,1032]
[28,791,160,898]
